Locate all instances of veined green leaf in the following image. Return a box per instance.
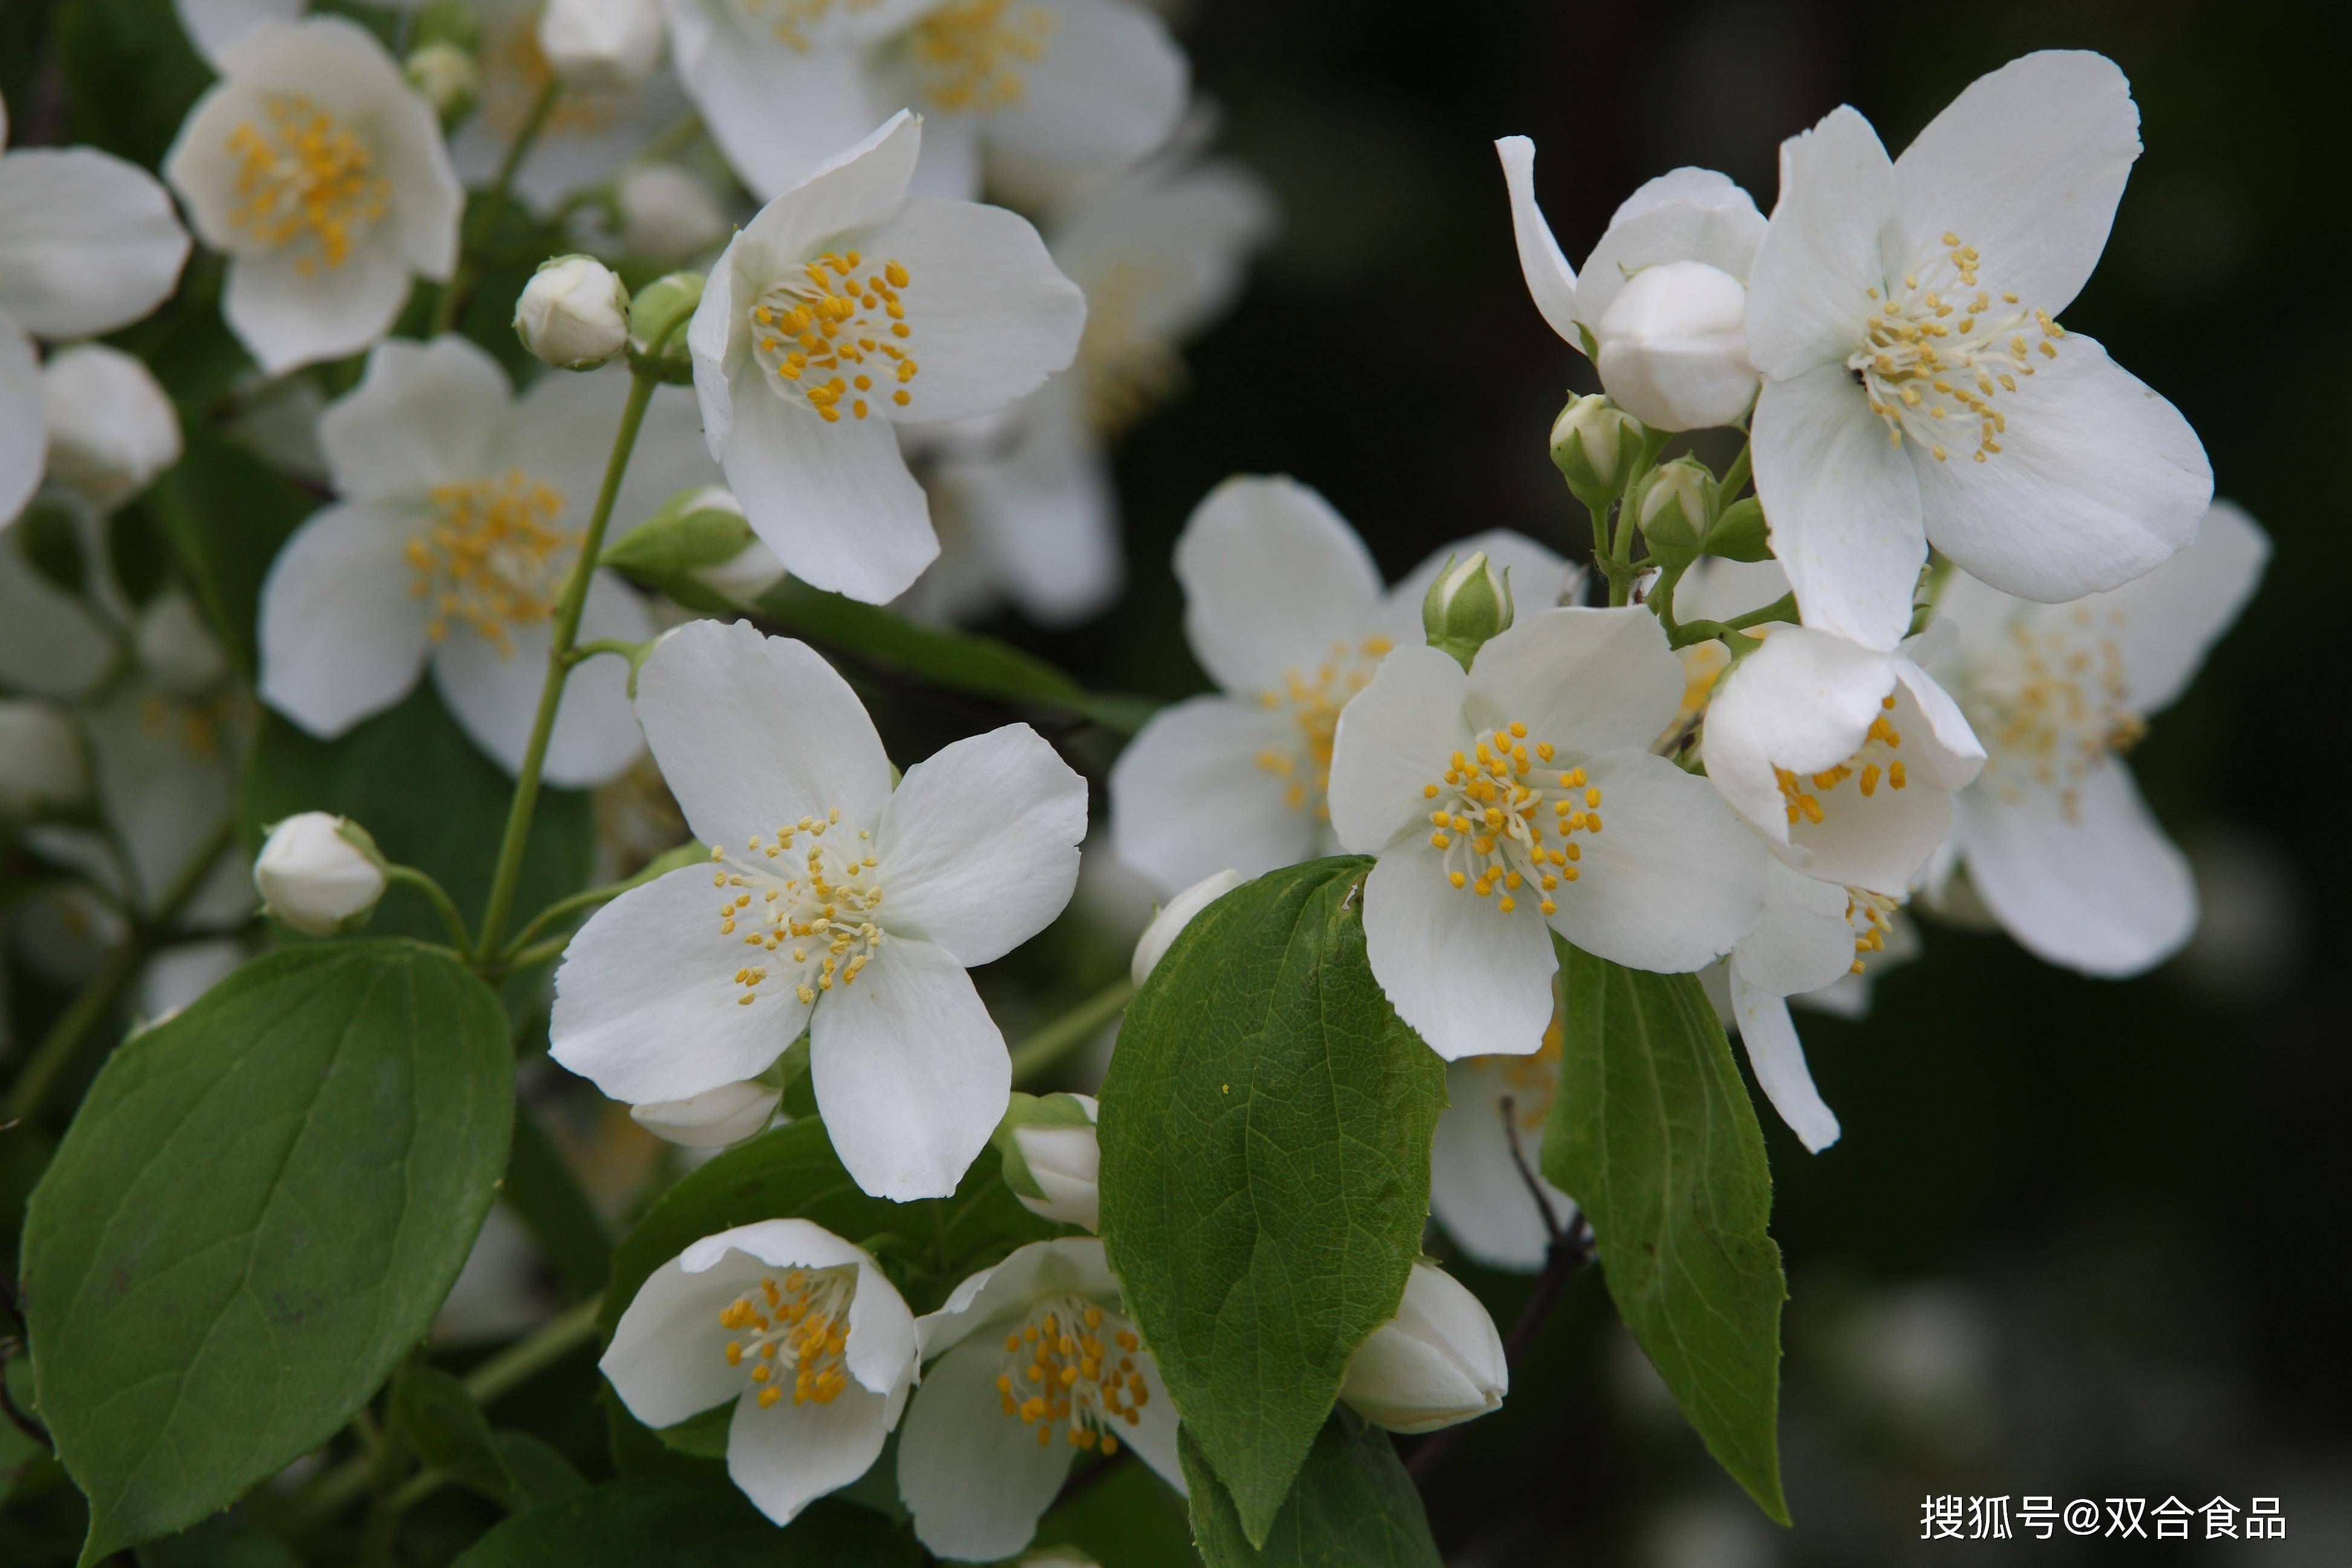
[452,1478,922,1568]
[1180,1410,1441,1568]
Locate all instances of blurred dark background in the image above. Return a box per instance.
[1028,0,2349,1560]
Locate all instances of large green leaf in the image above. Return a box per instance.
[1180,1411,1441,1568]
[1541,939,1788,1522]
[1096,858,1447,1545]
[451,1478,923,1568]
[18,941,515,1563]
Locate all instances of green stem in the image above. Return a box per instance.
[429,77,560,338]
[1008,978,1135,1087]
[385,864,472,951]
[566,636,641,668]
[466,1295,604,1404]
[1606,431,1671,606]
[1718,433,1753,503]
[497,862,670,962]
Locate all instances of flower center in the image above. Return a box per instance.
[1849,233,2064,464]
[1844,887,1898,975]
[730,0,883,50]
[707,812,886,1007]
[1964,611,2141,820]
[405,471,574,656]
[718,1264,858,1410]
[1773,694,1907,826]
[992,1294,1149,1454]
[907,0,1057,114]
[748,252,919,423]
[1253,636,1393,815]
[1422,720,1599,918]
[224,94,389,275]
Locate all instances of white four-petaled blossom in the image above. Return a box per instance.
[550,618,1088,1199]
[602,1220,917,1526]
[1337,1260,1508,1434]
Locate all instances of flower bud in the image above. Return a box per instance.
[42,344,181,511]
[603,484,784,609]
[1703,495,1771,563]
[1337,1261,1508,1433]
[516,255,631,370]
[0,700,85,820]
[1632,456,1717,569]
[616,164,730,263]
[405,41,480,122]
[1549,394,1644,493]
[994,1093,1100,1230]
[1422,550,1514,669]
[537,0,665,90]
[135,592,229,697]
[629,1079,782,1148]
[1590,260,1757,433]
[254,813,388,937]
[1131,867,1244,987]
[627,270,705,383]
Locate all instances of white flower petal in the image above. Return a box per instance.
[222,238,416,376]
[319,335,513,501]
[1751,361,1926,652]
[257,501,431,738]
[1671,555,1788,626]
[172,0,304,65]
[1726,972,1839,1152]
[728,1376,892,1526]
[633,618,893,849]
[0,502,114,699]
[913,1238,1119,1361]
[550,864,814,1102]
[1576,170,1765,327]
[664,4,894,202]
[1047,160,1273,347]
[2081,500,2269,716]
[719,378,938,604]
[1430,1057,1575,1273]
[0,322,39,525]
[1493,136,1582,345]
[1466,607,1686,758]
[876,725,1086,965]
[1107,695,1325,895]
[0,149,188,338]
[1730,858,1858,999]
[1362,841,1557,1063]
[1325,644,1469,857]
[935,381,1122,627]
[1743,105,1894,377]
[897,1333,1074,1561]
[1175,474,1387,697]
[1544,750,1765,973]
[675,1220,916,1398]
[1703,626,1896,837]
[809,936,1008,1201]
[734,108,921,263]
[978,0,1187,190]
[601,1258,765,1429]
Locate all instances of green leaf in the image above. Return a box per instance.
[137,431,317,681]
[242,687,595,949]
[19,941,515,1563]
[54,0,212,169]
[391,1365,583,1512]
[1180,1410,1441,1568]
[494,1432,591,1509]
[1541,939,1788,1523]
[1032,1452,1203,1568]
[754,579,1158,733]
[451,1478,923,1568]
[502,1104,612,1299]
[1097,857,1447,1545]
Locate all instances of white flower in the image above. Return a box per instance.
[171,0,305,65]
[897,1238,1181,1561]
[258,336,716,785]
[164,18,464,374]
[549,618,1088,1199]
[0,699,85,820]
[41,345,182,512]
[1324,606,1765,1062]
[1701,624,1984,895]
[254,811,388,936]
[1337,1261,1507,1434]
[630,1079,785,1147]
[540,0,667,90]
[1430,1018,1577,1273]
[1129,867,1241,986]
[664,0,1187,203]
[617,163,733,261]
[602,1219,918,1526]
[1742,51,2211,651]
[1109,475,1578,894]
[0,94,189,524]
[515,255,632,369]
[1497,138,1765,432]
[687,113,1086,604]
[1003,1093,1100,1230]
[1922,501,2268,976]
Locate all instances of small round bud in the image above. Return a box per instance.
[1131,867,1244,987]
[1422,550,1514,668]
[628,270,706,382]
[135,592,229,698]
[629,1080,783,1148]
[1549,394,1644,492]
[42,344,181,511]
[1632,456,1718,569]
[1591,260,1757,433]
[0,700,85,820]
[515,255,630,370]
[994,1092,1101,1231]
[616,164,730,262]
[1338,1261,1509,1434]
[404,41,479,122]
[537,0,665,90]
[254,813,388,937]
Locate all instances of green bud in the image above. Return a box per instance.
[1632,456,1717,569]
[628,270,705,383]
[1548,394,1645,492]
[1422,550,1514,669]
[603,485,783,613]
[409,0,480,52]
[1704,495,1772,562]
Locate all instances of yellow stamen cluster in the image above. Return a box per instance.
[1844,888,1899,975]
[708,811,885,1006]
[1253,636,1394,815]
[993,1295,1148,1453]
[1969,609,2140,820]
[718,1266,856,1410]
[1774,694,1907,826]
[224,94,389,276]
[1851,232,2063,463]
[1422,720,1599,918]
[405,471,574,655]
[907,0,1058,114]
[749,251,918,422]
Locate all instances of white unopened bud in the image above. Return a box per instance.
[1591,260,1757,432]
[43,344,181,511]
[1005,1094,1101,1230]
[1132,867,1244,987]
[0,701,85,819]
[629,1079,782,1148]
[537,0,664,90]
[136,592,229,697]
[1549,394,1644,492]
[616,164,730,262]
[1338,1261,1508,1433]
[254,813,388,937]
[405,41,480,120]
[515,255,630,370]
